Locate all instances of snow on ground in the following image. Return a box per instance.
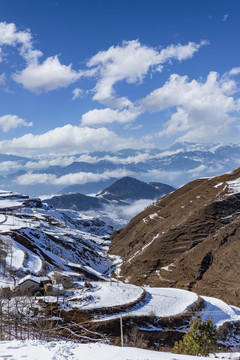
[149,213,158,220]
[97,287,198,321]
[214,182,224,188]
[53,281,143,310]
[0,199,23,209]
[25,251,42,273]
[1,340,238,360]
[6,242,25,270]
[201,296,240,327]
[161,262,175,271]
[227,178,240,194]
[0,191,113,286]
[128,234,160,263]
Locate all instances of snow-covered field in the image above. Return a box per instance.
[65,281,143,310]
[34,281,240,331]
[201,296,240,327]
[0,340,239,360]
[96,287,198,321]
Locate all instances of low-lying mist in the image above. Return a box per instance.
[83,198,155,229]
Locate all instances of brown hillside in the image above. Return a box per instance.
[109,167,240,305]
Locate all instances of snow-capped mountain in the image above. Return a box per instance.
[0,143,240,196]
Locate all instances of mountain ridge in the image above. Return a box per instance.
[110,167,240,305]
[44,176,175,212]
[0,143,240,196]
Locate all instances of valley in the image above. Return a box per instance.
[1,168,240,355]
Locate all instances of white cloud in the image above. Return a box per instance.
[228,67,240,76]
[157,41,208,63]
[81,107,141,126]
[13,56,82,93]
[0,114,32,132]
[0,22,42,64]
[25,156,77,170]
[141,71,239,142]
[0,161,22,172]
[222,14,229,22]
[86,39,206,107]
[0,73,6,85]
[119,199,154,218]
[187,165,207,177]
[0,124,147,154]
[0,22,82,93]
[16,168,135,186]
[72,87,84,100]
[16,173,57,185]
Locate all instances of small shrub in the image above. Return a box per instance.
[173,316,218,356]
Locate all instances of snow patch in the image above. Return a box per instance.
[227,178,240,195]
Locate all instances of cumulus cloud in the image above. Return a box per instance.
[0,21,82,93]
[16,168,135,186]
[0,21,42,64]
[0,124,147,154]
[81,107,141,126]
[86,39,206,107]
[13,56,82,93]
[141,71,240,142]
[0,114,32,132]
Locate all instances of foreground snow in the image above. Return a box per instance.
[0,340,239,360]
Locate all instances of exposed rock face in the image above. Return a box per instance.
[110,168,240,305]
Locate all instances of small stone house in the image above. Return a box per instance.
[47,271,72,288]
[18,275,49,295]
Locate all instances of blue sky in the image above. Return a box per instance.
[0,0,240,156]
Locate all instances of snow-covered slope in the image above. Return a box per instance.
[0,190,113,286]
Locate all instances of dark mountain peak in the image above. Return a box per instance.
[44,193,104,211]
[97,176,175,202]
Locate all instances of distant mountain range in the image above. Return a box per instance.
[44,177,175,212]
[0,142,240,196]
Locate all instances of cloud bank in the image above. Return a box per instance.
[0,124,148,154]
